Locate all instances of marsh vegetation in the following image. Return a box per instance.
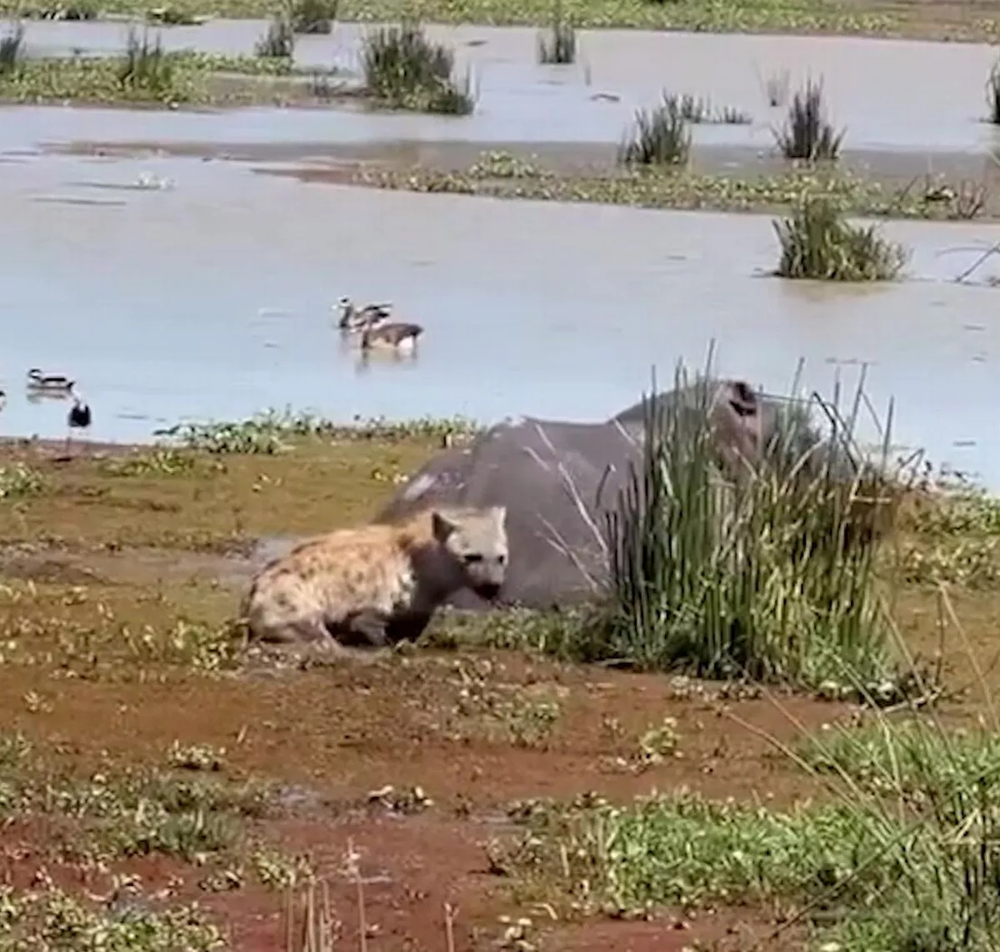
[617,93,691,167]
[774,77,845,161]
[360,21,475,114]
[773,194,909,280]
[0,392,998,950]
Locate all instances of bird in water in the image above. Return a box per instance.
[26,368,75,394]
[359,320,424,353]
[66,394,92,454]
[335,297,392,331]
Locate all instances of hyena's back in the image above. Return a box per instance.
[243,505,507,648]
[244,523,417,646]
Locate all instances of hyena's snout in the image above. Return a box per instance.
[465,557,506,602]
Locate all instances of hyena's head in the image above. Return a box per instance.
[432,505,508,601]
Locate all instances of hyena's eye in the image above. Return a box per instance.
[463,553,483,565]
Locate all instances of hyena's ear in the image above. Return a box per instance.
[431,510,457,542]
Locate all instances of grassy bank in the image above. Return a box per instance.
[8,0,1000,43]
[2,402,1000,948]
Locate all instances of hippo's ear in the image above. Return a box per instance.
[431,510,457,542]
[490,506,507,528]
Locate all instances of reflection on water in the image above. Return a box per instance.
[5,20,1000,153]
[1,149,1000,486]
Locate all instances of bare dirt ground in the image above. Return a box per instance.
[0,434,994,950]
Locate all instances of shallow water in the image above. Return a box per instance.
[1,148,999,483]
[10,19,1000,154]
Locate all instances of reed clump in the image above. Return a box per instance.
[618,93,691,167]
[585,362,905,694]
[986,58,1000,124]
[0,22,25,76]
[117,28,178,99]
[289,0,338,34]
[774,194,908,281]
[536,3,576,65]
[255,13,295,57]
[774,78,845,161]
[361,21,474,115]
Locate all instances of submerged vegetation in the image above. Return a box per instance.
[773,194,909,280]
[351,150,993,222]
[360,21,475,115]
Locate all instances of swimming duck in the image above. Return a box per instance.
[26,368,75,393]
[360,321,424,352]
[336,297,392,331]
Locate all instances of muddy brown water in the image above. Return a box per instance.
[11,20,1000,153]
[2,149,999,482]
[3,24,1000,483]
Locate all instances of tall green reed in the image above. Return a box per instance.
[596,359,903,691]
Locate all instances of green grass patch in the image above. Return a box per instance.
[0,0,921,39]
[0,888,225,951]
[774,194,908,280]
[498,706,1000,952]
[353,151,989,222]
[154,410,480,454]
[0,755,274,863]
[0,464,46,500]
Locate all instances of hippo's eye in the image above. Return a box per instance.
[497,554,507,565]
[463,554,483,565]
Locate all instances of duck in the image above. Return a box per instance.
[26,368,75,393]
[336,297,392,332]
[360,320,424,353]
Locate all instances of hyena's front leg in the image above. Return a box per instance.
[347,609,391,648]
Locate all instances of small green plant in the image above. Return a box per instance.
[536,2,575,65]
[0,21,24,75]
[618,93,691,167]
[0,463,45,499]
[289,0,338,33]
[255,12,294,57]
[118,28,176,97]
[167,740,227,772]
[987,58,1000,124]
[774,78,845,161]
[360,21,474,115]
[774,194,908,281]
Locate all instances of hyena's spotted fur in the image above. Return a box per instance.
[242,505,508,653]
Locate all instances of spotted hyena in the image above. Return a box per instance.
[242,505,508,653]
